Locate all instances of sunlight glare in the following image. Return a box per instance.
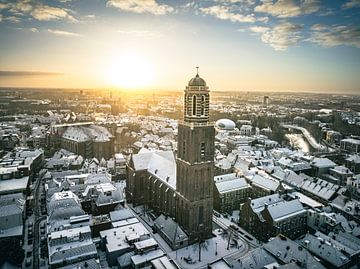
[105,52,155,89]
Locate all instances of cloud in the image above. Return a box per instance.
[255,0,320,18]
[4,16,22,23]
[200,5,268,23]
[31,5,77,22]
[48,29,82,37]
[107,0,174,15]
[0,3,10,10]
[9,1,33,14]
[0,1,78,22]
[307,24,360,48]
[250,21,303,50]
[342,0,360,9]
[0,71,63,76]
[249,25,270,33]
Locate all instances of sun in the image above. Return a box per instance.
[104,52,155,89]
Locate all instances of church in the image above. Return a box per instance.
[126,69,215,243]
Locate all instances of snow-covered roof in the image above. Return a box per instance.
[341,138,360,145]
[251,174,280,192]
[301,180,337,201]
[346,154,360,163]
[132,150,176,190]
[250,193,282,212]
[266,199,306,222]
[0,176,29,195]
[310,157,336,168]
[215,177,250,194]
[62,124,113,143]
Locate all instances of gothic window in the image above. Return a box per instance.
[201,95,205,116]
[199,205,204,224]
[201,141,205,160]
[182,140,186,157]
[192,95,197,116]
[187,95,192,115]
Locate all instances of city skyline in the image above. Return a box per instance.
[0,0,360,93]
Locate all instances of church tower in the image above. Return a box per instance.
[176,68,215,242]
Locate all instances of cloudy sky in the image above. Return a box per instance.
[0,0,359,93]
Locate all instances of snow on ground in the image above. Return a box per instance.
[168,229,246,269]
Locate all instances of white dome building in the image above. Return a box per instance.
[215,119,236,131]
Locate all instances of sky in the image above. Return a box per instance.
[0,0,359,93]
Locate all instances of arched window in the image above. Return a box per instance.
[192,95,197,116]
[201,95,205,116]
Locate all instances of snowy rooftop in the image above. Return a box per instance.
[330,165,353,175]
[131,249,164,266]
[310,157,336,168]
[62,124,113,143]
[132,150,176,190]
[297,233,350,268]
[251,174,280,192]
[100,222,150,253]
[250,193,282,212]
[266,199,306,222]
[214,173,238,182]
[264,236,325,269]
[301,180,337,201]
[341,138,360,144]
[346,154,360,163]
[0,176,29,194]
[289,192,323,208]
[215,177,250,194]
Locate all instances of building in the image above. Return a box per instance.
[246,174,285,198]
[263,235,326,269]
[347,174,360,200]
[209,235,325,269]
[263,95,269,105]
[345,154,360,173]
[310,157,336,177]
[213,173,251,213]
[307,208,342,234]
[300,178,339,205]
[46,190,97,268]
[215,119,236,132]
[49,123,114,160]
[126,69,215,243]
[153,214,188,250]
[297,231,360,269]
[0,193,25,266]
[47,226,97,268]
[327,165,353,185]
[240,194,307,241]
[175,69,215,241]
[341,138,360,153]
[239,125,252,136]
[99,222,150,266]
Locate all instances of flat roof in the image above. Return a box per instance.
[131,249,164,266]
[100,222,150,253]
[134,238,158,251]
[112,218,139,228]
[0,176,29,194]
